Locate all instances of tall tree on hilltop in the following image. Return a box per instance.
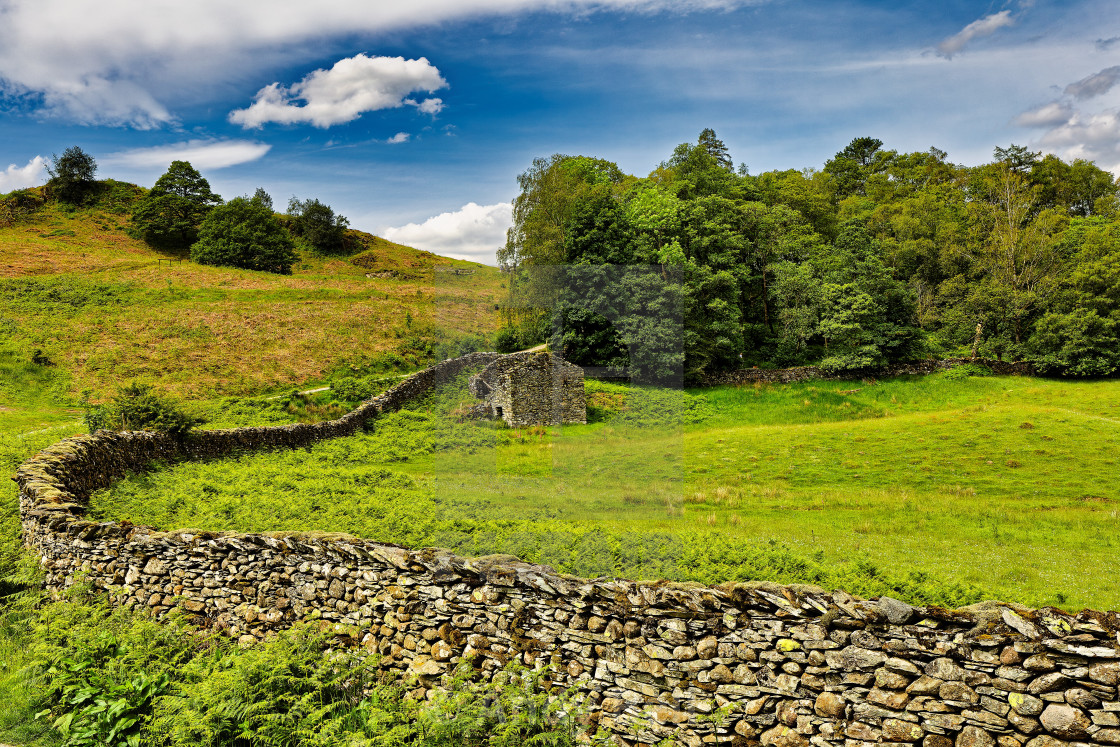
[130,161,221,249]
[47,146,98,204]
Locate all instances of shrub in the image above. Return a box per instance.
[82,383,205,437]
[941,363,993,380]
[191,197,297,274]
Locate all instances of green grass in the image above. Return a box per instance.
[0,197,503,399]
[91,371,1120,611]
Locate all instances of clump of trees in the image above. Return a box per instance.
[191,194,297,274]
[502,130,1120,380]
[287,197,350,254]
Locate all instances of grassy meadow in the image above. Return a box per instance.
[92,371,1120,612]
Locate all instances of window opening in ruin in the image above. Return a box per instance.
[496,406,503,417]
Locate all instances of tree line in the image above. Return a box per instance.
[29,146,351,274]
[499,131,1120,380]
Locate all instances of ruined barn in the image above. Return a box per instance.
[468,351,586,426]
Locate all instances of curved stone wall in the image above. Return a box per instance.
[15,353,1120,747]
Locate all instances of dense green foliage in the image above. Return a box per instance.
[502,133,1120,381]
[82,382,206,437]
[288,197,350,254]
[191,197,297,274]
[130,161,222,249]
[47,147,98,205]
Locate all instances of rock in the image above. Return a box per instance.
[1008,692,1044,716]
[956,726,995,747]
[1002,609,1045,640]
[927,658,968,682]
[908,675,947,695]
[924,736,953,747]
[815,692,846,718]
[869,687,911,709]
[878,667,913,690]
[1095,729,1120,744]
[761,725,808,747]
[1023,737,1066,747]
[1028,673,1071,695]
[1007,711,1042,735]
[1038,704,1091,740]
[878,596,917,624]
[694,636,718,659]
[601,697,625,713]
[1000,647,1023,665]
[1090,662,1120,686]
[845,721,879,741]
[1064,688,1100,710]
[778,700,799,726]
[651,706,689,724]
[883,718,925,742]
[1023,655,1056,672]
[940,681,979,704]
[709,664,733,684]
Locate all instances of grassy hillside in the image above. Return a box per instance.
[0,187,503,399]
[91,370,1120,612]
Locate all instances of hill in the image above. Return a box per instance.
[0,185,504,400]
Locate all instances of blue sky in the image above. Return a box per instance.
[1,0,1118,264]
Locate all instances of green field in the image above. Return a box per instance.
[92,371,1120,612]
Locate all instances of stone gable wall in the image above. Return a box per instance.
[15,354,1120,747]
[469,351,586,426]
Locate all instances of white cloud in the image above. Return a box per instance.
[936,11,1015,59]
[413,97,444,115]
[230,54,447,129]
[0,0,753,127]
[0,156,48,193]
[1015,101,1074,128]
[101,140,271,170]
[382,202,512,264]
[1064,66,1120,100]
[1035,109,1120,172]
[387,132,411,144]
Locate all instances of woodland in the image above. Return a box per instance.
[499,132,1120,382]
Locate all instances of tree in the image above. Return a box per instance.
[130,161,221,249]
[288,197,350,254]
[993,144,1041,174]
[251,188,273,210]
[697,128,733,172]
[47,146,97,204]
[191,197,297,274]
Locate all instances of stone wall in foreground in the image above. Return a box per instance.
[15,354,1120,747]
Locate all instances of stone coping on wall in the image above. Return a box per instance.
[15,352,1120,747]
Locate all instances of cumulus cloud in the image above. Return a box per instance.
[936,10,1015,58]
[386,132,411,144]
[101,140,271,170]
[0,0,749,127]
[0,156,48,193]
[1015,101,1074,128]
[1064,66,1120,100]
[1035,109,1120,172]
[383,202,512,264]
[229,55,447,129]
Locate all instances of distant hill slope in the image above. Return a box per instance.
[0,184,503,398]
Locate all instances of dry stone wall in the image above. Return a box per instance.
[700,359,1036,387]
[15,354,1120,747]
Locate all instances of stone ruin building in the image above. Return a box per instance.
[468,351,586,426]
